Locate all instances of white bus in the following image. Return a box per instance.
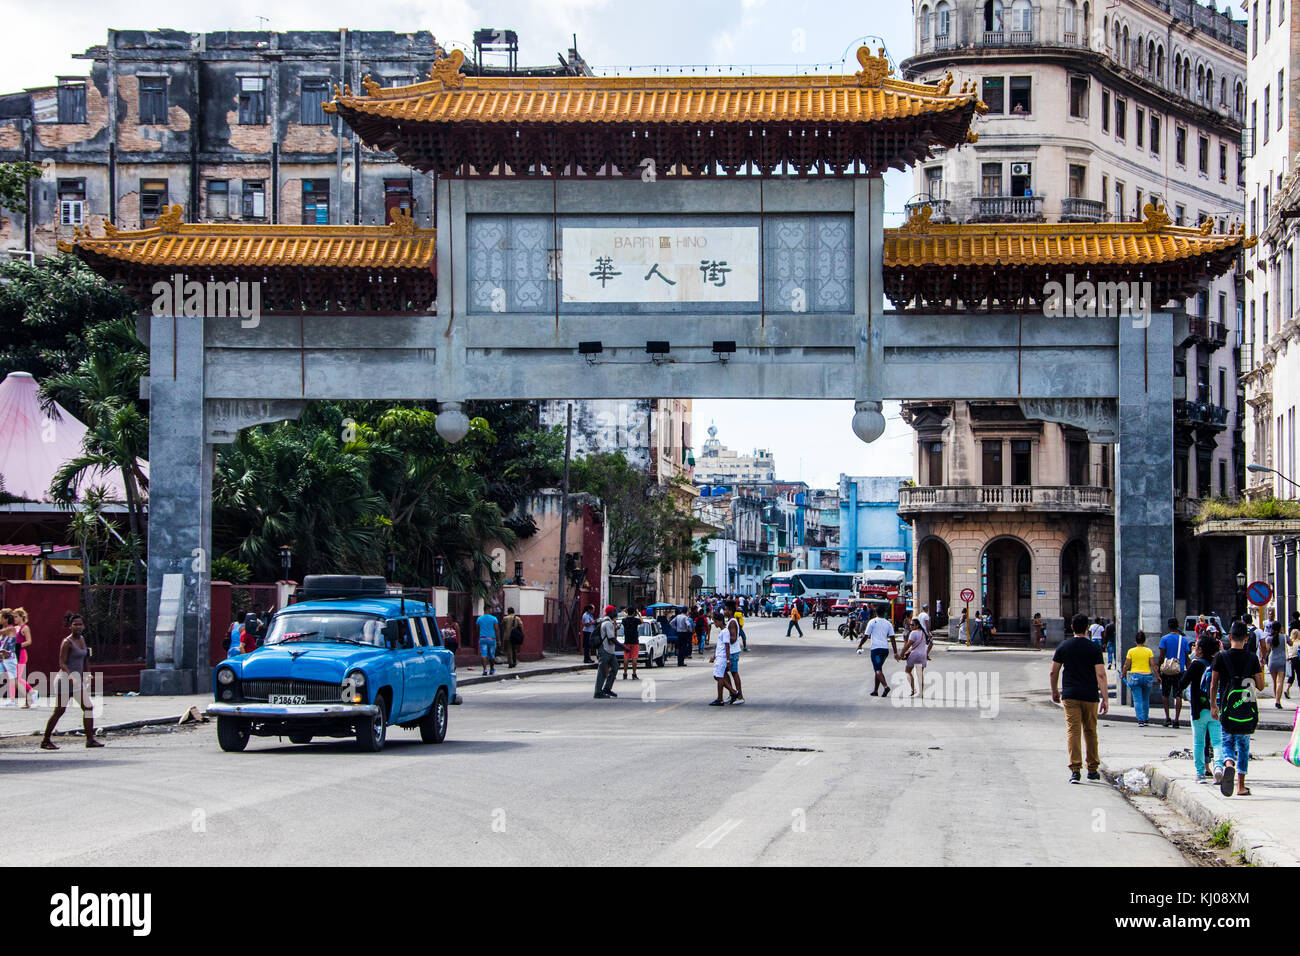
[761,570,857,604]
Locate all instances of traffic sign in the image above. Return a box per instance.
[960,588,975,604]
[1247,581,1273,606]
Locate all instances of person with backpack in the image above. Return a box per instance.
[786,602,804,638]
[593,606,621,699]
[1177,633,1224,783]
[1210,621,1265,797]
[500,606,524,669]
[1155,618,1189,729]
[1120,630,1155,726]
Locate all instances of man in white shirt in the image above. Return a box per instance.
[671,608,694,666]
[1087,618,1105,646]
[856,605,901,696]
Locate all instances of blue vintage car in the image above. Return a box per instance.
[207,576,459,753]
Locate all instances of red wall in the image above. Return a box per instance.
[210,582,232,666]
[1,580,80,678]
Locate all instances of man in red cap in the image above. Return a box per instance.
[594,605,622,699]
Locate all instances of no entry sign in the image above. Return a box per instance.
[1247,581,1273,606]
[960,588,976,604]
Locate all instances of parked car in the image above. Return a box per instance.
[208,575,459,753]
[634,621,669,667]
[830,601,850,616]
[1183,614,1226,636]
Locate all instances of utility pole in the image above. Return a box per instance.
[556,403,573,648]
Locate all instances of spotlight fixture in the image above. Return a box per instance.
[578,341,603,364]
[645,341,670,354]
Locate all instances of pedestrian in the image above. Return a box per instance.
[709,612,736,706]
[240,612,261,654]
[476,606,500,675]
[694,606,709,653]
[41,611,104,750]
[0,610,17,706]
[1087,616,1105,649]
[11,608,36,707]
[1120,630,1155,726]
[671,606,694,666]
[1210,622,1265,797]
[958,606,969,646]
[1264,617,1287,709]
[1194,615,1208,642]
[918,604,933,660]
[1287,620,1300,698]
[858,604,900,697]
[1103,618,1116,669]
[734,602,749,651]
[593,605,621,699]
[620,606,642,680]
[1050,612,1108,783]
[1177,633,1224,783]
[500,606,523,669]
[227,616,243,656]
[898,617,928,697]
[725,606,745,703]
[1242,612,1262,658]
[1155,618,1188,729]
[786,601,804,638]
[1032,612,1047,651]
[581,604,596,664]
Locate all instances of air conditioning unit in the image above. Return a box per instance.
[1010,162,1031,176]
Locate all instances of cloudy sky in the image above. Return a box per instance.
[6,0,920,489]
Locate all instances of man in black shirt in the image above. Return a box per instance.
[620,607,642,681]
[1051,612,1110,783]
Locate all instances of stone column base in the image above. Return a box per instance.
[140,668,196,696]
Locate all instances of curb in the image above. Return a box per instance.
[0,712,203,748]
[457,661,596,688]
[1103,760,1299,867]
[1098,711,1295,733]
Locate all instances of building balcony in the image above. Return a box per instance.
[1060,197,1106,222]
[904,197,954,222]
[1180,317,1228,350]
[969,195,1045,222]
[979,30,1036,47]
[898,484,1114,516]
[1175,399,1229,431]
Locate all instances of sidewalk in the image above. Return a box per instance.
[0,652,595,743]
[1099,705,1300,866]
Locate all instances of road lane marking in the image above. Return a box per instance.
[844,721,857,728]
[655,700,690,715]
[796,753,816,766]
[696,818,743,849]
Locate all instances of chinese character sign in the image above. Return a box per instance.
[561,227,759,302]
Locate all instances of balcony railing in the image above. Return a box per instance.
[1174,399,1230,429]
[904,197,954,222]
[1181,317,1228,349]
[981,31,1005,45]
[970,195,1045,222]
[1009,30,1033,44]
[1060,197,1106,222]
[898,484,1114,515]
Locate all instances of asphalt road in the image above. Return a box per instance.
[2,618,1185,866]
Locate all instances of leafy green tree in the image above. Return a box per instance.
[0,161,40,214]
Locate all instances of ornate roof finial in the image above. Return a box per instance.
[899,204,934,234]
[428,48,466,89]
[102,221,118,238]
[156,204,184,234]
[361,73,381,97]
[965,129,979,143]
[936,71,954,95]
[388,207,417,235]
[1199,217,1215,236]
[1141,202,1172,232]
[854,46,893,87]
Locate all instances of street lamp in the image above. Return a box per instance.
[1247,463,1300,494]
[279,545,293,582]
[1236,570,1247,618]
[433,556,446,588]
[39,541,53,581]
[385,551,398,582]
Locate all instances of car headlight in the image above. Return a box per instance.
[342,671,366,704]
[217,668,236,686]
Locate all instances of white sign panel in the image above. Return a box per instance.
[881,551,908,563]
[561,227,759,303]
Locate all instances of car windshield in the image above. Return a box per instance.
[264,613,386,647]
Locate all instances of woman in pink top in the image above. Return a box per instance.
[12,607,35,706]
[898,618,929,697]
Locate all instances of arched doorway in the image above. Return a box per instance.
[982,536,1032,635]
[1060,538,1088,623]
[918,537,951,627]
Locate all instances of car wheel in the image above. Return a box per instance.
[656,651,666,667]
[216,716,250,752]
[420,689,449,744]
[356,695,387,753]
[288,734,312,745]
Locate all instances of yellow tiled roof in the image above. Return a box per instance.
[60,206,435,270]
[884,204,1254,268]
[325,46,982,127]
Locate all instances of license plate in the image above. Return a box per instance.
[270,694,307,705]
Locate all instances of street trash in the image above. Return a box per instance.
[1119,769,1151,793]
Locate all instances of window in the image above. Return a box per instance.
[384,178,413,224]
[140,178,168,228]
[1150,114,1160,154]
[936,1,951,36]
[985,0,1005,33]
[1067,440,1088,487]
[981,162,1002,196]
[1279,72,1285,129]
[1011,0,1032,32]
[1068,164,1086,198]
[1136,106,1144,147]
[57,80,86,124]
[1219,460,1228,497]
[1176,203,1186,226]
[1101,174,1109,214]
[982,440,1003,485]
[1198,135,1209,174]
[242,180,266,219]
[1069,76,1088,118]
[1219,143,1228,182]
[1175,126,1187,165]
[302,179,329,224]
[1115,181,1125,220]
[1265,86,1271,142]
[1101,90,1110,132]
[1134,188,1143,219]
[925,166,944,199]
[1011,440,1031,485]
[1253,1,1259,55]
[921,4,932,40]
[1009,162,1032,197]
[1009,75,1031,113]
[983,76,1005,114]
[57,179,85,226]
[206,180,229,218]
[1267,0,1273,38]
[300,78,330,126]
[238,76,266,125]
[137,76,167,125]
[927,441,943,485]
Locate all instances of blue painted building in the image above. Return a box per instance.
[838,475,913,583]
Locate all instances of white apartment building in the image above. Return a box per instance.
[1241,0,1300,620]
[694,425,776,484]
[902,0,1249,625]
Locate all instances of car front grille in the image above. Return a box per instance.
[238,679,343,703]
